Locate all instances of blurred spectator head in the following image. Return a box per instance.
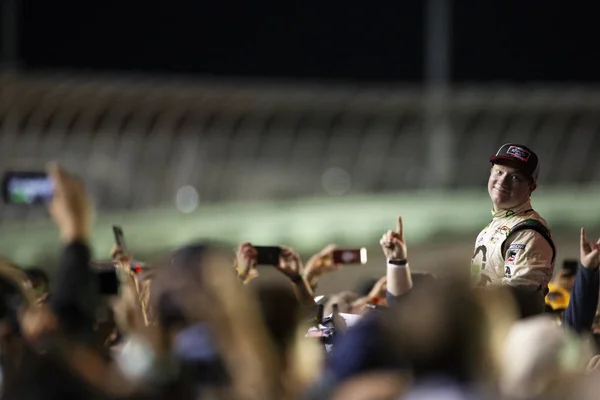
[151,243,226,330]
[331,371,409,400]
[552,259,578,292]
[150,242,280,399]
[24,267,50,300]
[254,282,302,353]
[501,315,593,399]
[254,281,323,392]
[384,277,499,384]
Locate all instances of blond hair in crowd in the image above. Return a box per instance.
[150,247,282,399]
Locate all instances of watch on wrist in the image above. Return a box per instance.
[290,275,304,284]
[388,258,408,266]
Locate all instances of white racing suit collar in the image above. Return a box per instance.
[491,199,533,219]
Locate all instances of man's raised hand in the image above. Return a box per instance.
[379,216,407,260]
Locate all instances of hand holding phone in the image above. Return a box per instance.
[2,171,54,205]
[112,226,145,274]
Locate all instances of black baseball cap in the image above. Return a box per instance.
[490,143,540,183]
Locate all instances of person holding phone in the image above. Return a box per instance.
[235,243,315,307]
[3,163,139,400]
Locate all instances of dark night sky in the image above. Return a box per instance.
[8,0,600,83]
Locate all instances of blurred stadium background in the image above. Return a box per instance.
[0,0,598,293]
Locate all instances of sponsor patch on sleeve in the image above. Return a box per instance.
[508,243,526,251]
[506,250,518,265]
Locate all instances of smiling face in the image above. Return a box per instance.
[488,163,535,211]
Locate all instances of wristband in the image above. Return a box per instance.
[290,275,304,284]
[387,258,408,267]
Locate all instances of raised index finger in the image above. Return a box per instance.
[397,216,404,240]
[581,227,588,246]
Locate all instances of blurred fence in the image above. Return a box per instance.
[1,72,600,222]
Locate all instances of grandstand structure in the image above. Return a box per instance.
[1,72,600,222]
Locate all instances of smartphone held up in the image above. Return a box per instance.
[332,248,368,265]
[111,225,146,274]
[253,246,282,266]
[113,225,127,253]
[2,171,54,205]
[251,245,367,267]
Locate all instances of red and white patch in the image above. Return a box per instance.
[506,251,517,265]
[507,146,531,162]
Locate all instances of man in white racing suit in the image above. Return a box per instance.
[471,144,556,312]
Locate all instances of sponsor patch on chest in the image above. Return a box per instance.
[490,226,511,244]
[498,226,511,236]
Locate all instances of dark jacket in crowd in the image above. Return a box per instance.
[563,265,599,333]
[49,241,101,346]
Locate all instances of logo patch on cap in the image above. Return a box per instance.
[506,146,530,162]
